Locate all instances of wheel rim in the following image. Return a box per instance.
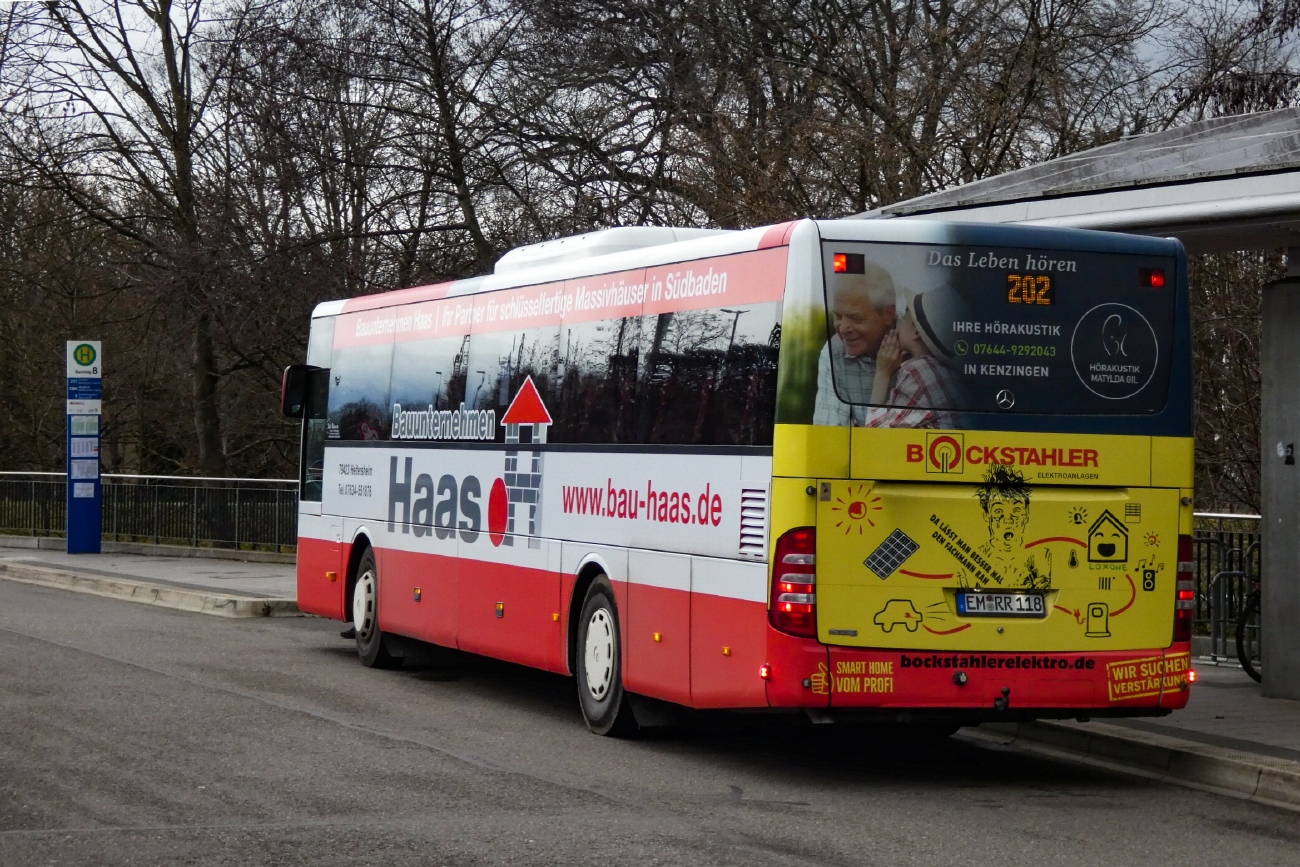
[352,569,376,638]
[584,607,615,700]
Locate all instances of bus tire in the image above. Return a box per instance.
[575,578,637,737]
[352,547,400,669]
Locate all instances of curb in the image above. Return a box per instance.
[967,719,1300,811]
[0,562,299,618]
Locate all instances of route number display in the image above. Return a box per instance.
[1006,274,1053,305]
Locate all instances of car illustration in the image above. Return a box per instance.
[873,599,923,633]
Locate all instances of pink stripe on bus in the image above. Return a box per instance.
[332,249,789,349]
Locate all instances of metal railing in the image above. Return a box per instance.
[1192,511,1261,660]
[0,472,298,552]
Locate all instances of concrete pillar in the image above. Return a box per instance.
[1260,247,1300,698]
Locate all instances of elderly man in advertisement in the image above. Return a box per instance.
[813,261,896,425]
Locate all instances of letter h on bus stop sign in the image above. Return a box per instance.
[66,340,103,554]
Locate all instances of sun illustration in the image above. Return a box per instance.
[830,483,883,535]
[1144,532,1160,547]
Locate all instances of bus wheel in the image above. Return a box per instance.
[351,548,400,669]
[576,578,637,737]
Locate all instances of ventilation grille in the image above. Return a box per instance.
[738,486,770,560]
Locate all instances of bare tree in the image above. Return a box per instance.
[1157,0,1300,119]
[0,0,1290,490]
[509,1,1170,224]
[0,0,249,473]
[1189,250,1282,512]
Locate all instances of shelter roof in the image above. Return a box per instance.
[863,108,1300,254]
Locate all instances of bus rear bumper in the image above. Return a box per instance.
[763,632,1193,715]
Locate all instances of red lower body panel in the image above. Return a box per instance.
[297,536,344,620]
[311,537,1194,716]
[625,582,692,705]
[377,548,458,648]
[690,595,768,708]
[764,626,831,708]
[457,556,564,674]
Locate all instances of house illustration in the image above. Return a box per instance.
[1087,509,1129,563]
[500,376,552,539]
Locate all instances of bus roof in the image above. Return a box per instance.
[311,218,1182,319]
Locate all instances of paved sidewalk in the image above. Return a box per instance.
[0,546,295,597]
[0,545,296,616]
[1114,662,1300,760]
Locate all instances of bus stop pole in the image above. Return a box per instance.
[66,340,103,554]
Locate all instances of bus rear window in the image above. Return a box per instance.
[818,241,1177,421]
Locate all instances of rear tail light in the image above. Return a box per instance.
[770,526,817,638]
[1173,534,1194,643]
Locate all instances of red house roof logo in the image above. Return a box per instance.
[501,376,552,426]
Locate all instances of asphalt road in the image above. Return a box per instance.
[2,580,1297,867]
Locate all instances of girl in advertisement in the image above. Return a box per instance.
[863,286,966,429]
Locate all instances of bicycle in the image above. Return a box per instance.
[1236,576,1262,683]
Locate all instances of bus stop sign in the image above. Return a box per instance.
[66,340,102,554]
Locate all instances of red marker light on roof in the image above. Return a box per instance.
[1139,268,1166,288]
[833,252,865,274]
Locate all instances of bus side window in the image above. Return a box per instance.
[301,368,331,502]
[466,325,560,422]
[389,334,470,425]
[327,342,394,441]
[556,317,640,443]
[636,302,780,446]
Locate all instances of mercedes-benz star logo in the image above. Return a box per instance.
[995,389,1016,409]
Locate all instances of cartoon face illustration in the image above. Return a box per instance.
[977,464,1031,555]
[985,493,1028,554]
[1087,510,1129,562]
[961,464,1052,591]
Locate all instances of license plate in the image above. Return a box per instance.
[957,592,1046,617]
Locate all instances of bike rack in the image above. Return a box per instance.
[1207,570,1244,661]
[1203,540,1260,662]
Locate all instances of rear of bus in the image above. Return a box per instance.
[767,219,1193,722]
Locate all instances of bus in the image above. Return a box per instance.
[281,218,1195,735]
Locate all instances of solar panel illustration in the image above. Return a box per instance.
[863,529,919,579]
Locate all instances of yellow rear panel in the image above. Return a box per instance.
[815,434,1180,652]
